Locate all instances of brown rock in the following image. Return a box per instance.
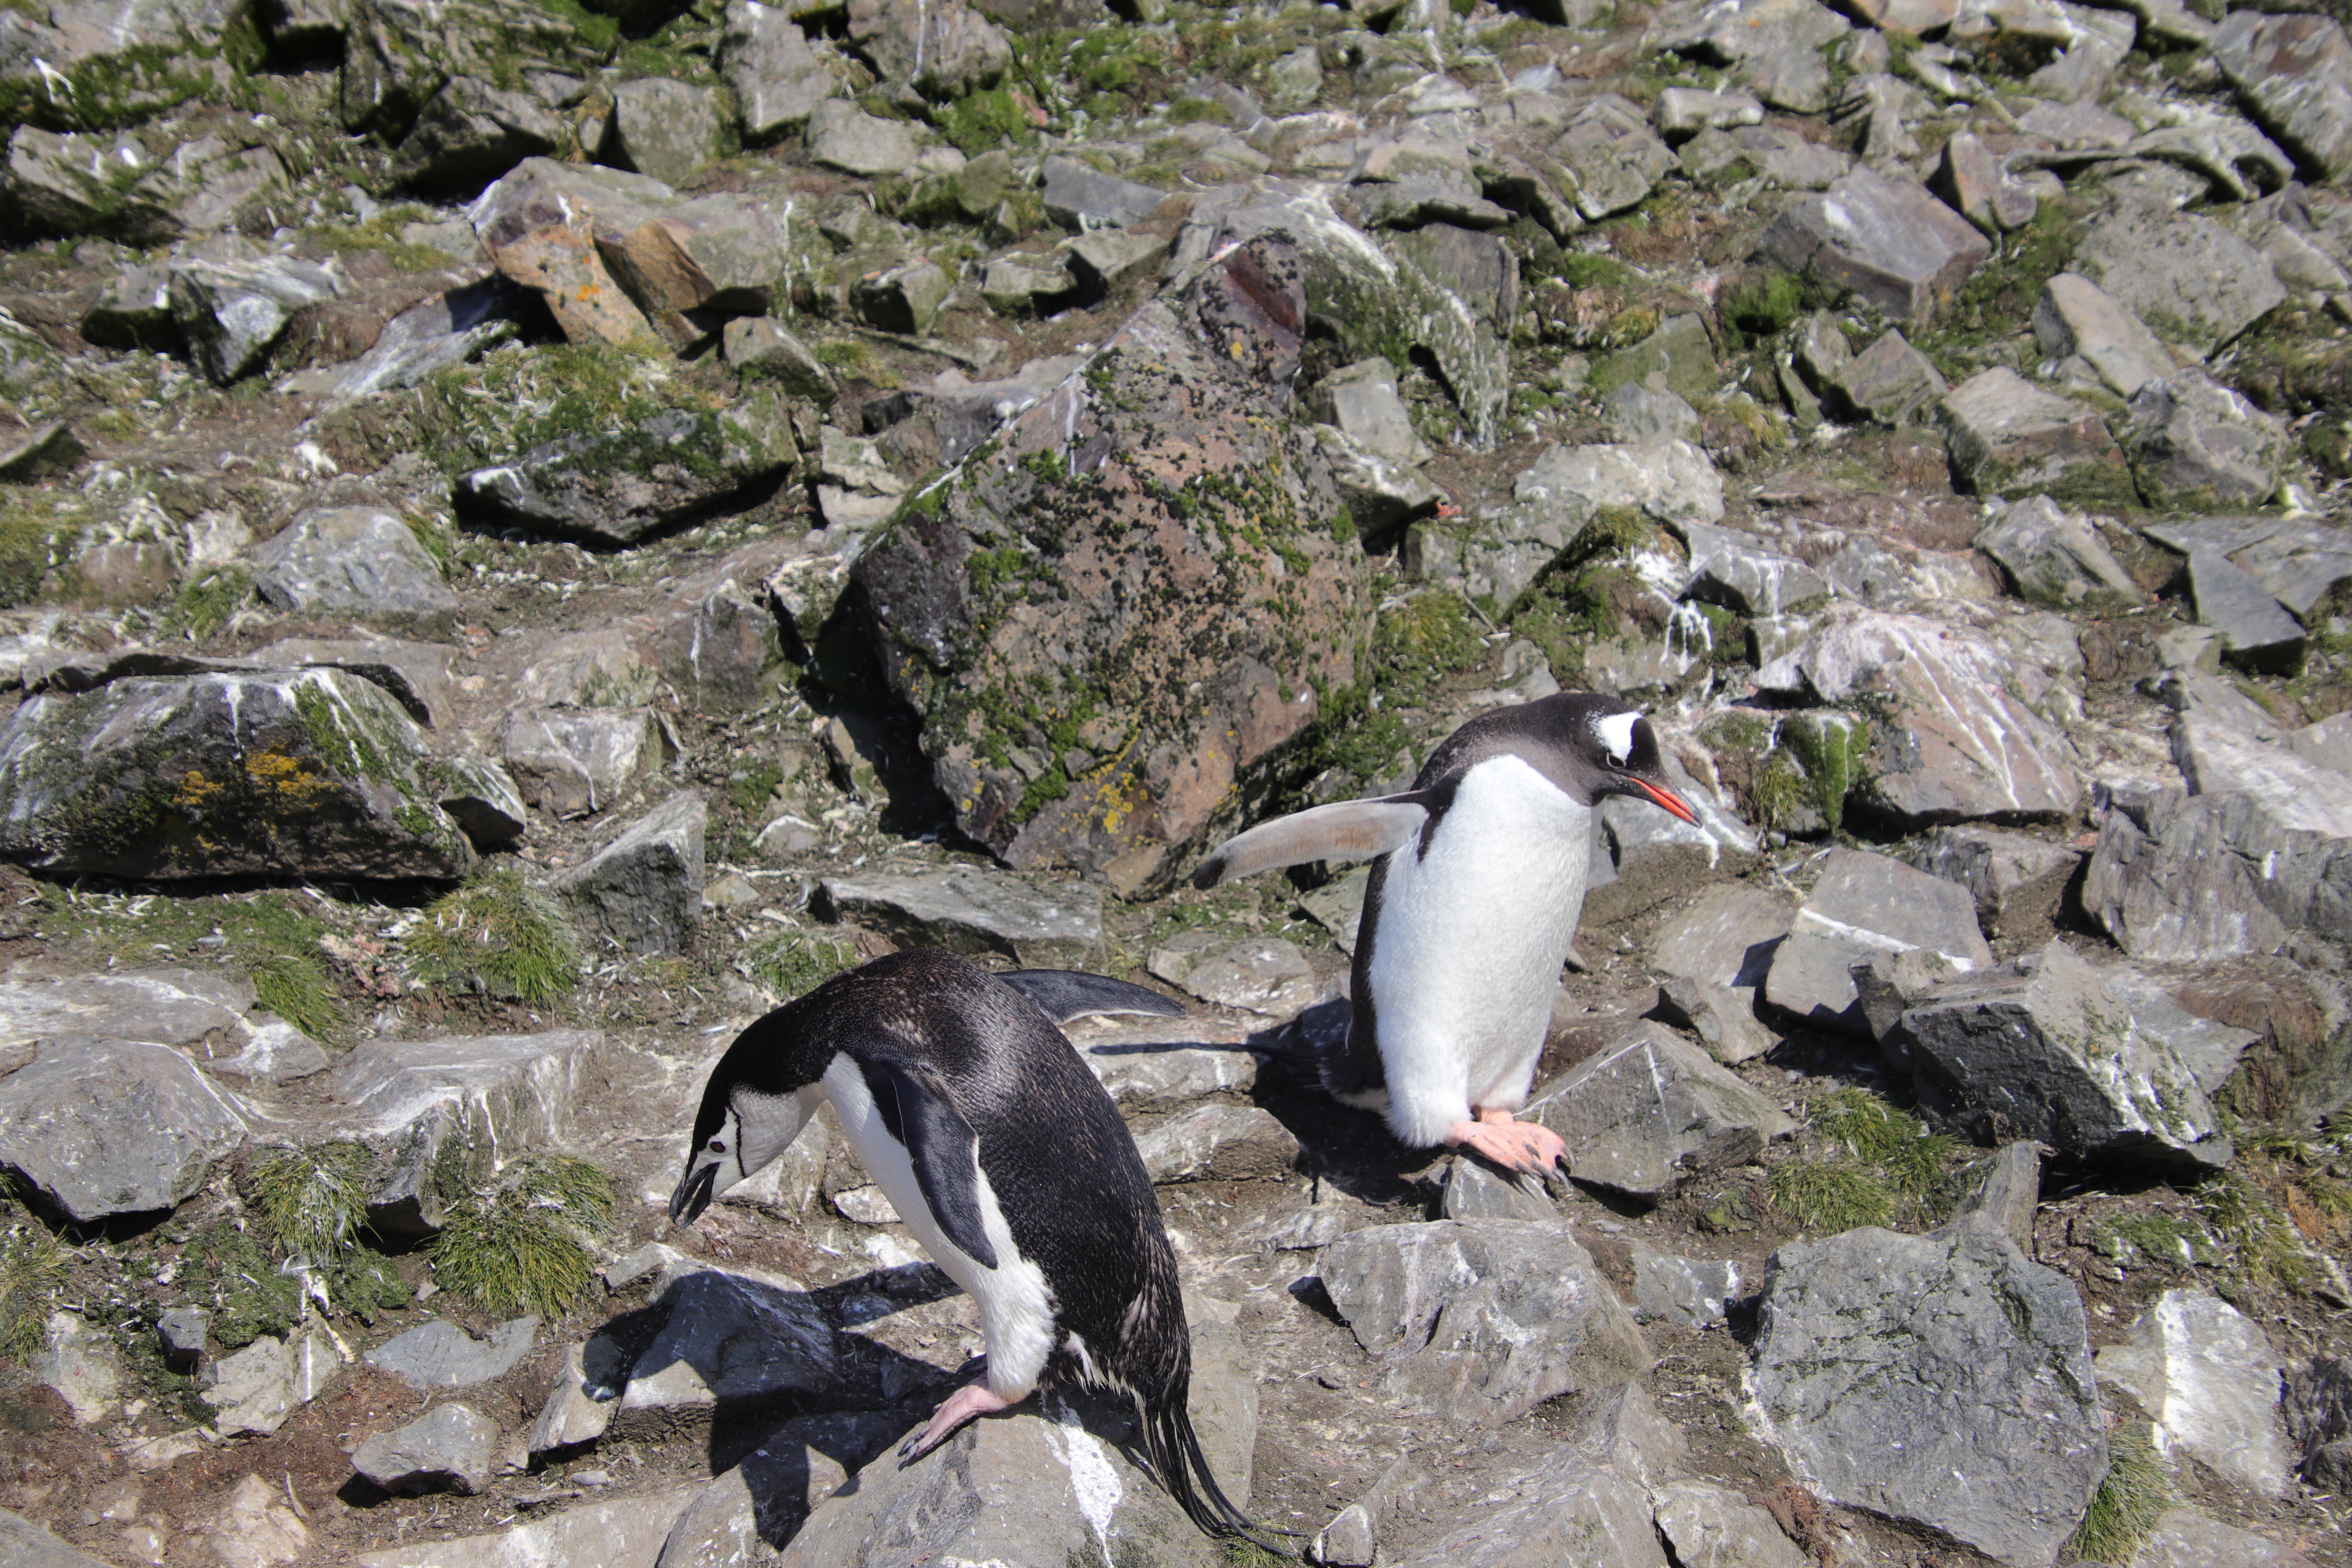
[853,236,1373,895]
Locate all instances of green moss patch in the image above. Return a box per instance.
[431,1154,612,1321]
[404,867,582,1007]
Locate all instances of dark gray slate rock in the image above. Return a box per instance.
[365,1318,539,1387]
[330,1030,610,1233]
[2095,1289,2290,1497]
[1974,495,2138,609]
[2084,780,2352,960]
[157,1306,210,1370]
[1938,367,2135,508]
[1318,1218,1649,1425]
[2187,548,2305,675]
[1651,882,1796,996]
[802,98,924,176]
[2141,515,2352,622]
[1754,607,2085,825]
[1751,1224,2107,1568]
[0,421,82,482]
[2120,374,2287,514]
[1764,848,1993,1035]
[854,234,1368,897]
[320,277,535,397]
[1525,1022,1792,1197]
[1652,1481,1811,1568]
[1895,940,2232,1169]
[1904,824,2084,939]
[1941,1139,2043,1250]
[817,864,1102,966]
[169,255,343,384]
[608,77,724,188]
[0,1038,250,1221]
[1041,153,1166,229]
[0,669,476,880]
[390,74,564,191]
[1439,1156,1559,1223]
[351,1402,502,1495]
[457,388,795,546]
[1630,1247,1743,1329]
[1383,1445,1666,1568]
[2071,203,2285,357]
[2214,11,2352,181]
[2285,1354,2352,1492]
[1757,165,1989,324]
[548,790,705,955]
[251,507,459,626]
[1132,1103,1301,1183]
[653,1410,903,1568]
[1653,973,1777,1063]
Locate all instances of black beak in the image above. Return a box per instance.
[669,1161,718,1225]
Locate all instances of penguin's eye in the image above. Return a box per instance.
[707,1138,727,1153]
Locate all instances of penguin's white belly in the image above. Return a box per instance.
[818,1056,1058,1398]
[1368,755,1592,1146]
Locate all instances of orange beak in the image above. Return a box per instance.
[1631,776,1701,826]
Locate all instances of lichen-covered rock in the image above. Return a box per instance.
[719,0,850,140]
[1937,367,2136,509]
[169,256,343,385]
[607,77,724,188]
[0,669,476,880]
[853,235,1371,897]
[1973,495,2138,609]
[2070,202,2285,357]
[2213,11,2352,182]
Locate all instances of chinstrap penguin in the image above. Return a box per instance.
[668,948,1278,1549]
[1192,692,1699,1178]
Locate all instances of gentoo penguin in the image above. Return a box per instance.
[668,948,1273,1548]
[1193,692,1699,1177]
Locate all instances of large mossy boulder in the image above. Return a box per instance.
[852,235,1375,897]
[0,668,477,879]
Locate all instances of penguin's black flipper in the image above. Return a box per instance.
[1191,795,1430,889]
[862,1060,1000,1269]
[998,970,1185,1024]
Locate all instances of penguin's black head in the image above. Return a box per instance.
[1573,701,1701,825]
[670,1075,813,1226]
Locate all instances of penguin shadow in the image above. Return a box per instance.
[570,1263,966,1481]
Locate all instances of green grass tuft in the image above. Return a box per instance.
[0,1196,69,1367]
[742,927,859,999]
[1810,1087,1958,1207]
[1766,1160,1896,1234]
[247,1142,372,1264]
[405,868,581,1008]
[2066,1424,2172,1564]
[432,1155,613,1322]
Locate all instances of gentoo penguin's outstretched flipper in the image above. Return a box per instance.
[669,949,1284,1554]
[1191,795,1431,889]
[861,1059,998,1269]
[995,969,1184,1024]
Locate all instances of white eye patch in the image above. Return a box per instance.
[1593,710,1639,766]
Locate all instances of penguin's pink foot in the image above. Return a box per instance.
[902,1379,1022,1459]
[1445,1107,1568,1179]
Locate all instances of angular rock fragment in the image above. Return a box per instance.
[351,1488,702,1568]
[1757,165,1989,324]
[548,791,705,956]
[2186,548,2305,674]
[1526,1022,1792,1196]
[655,1409,904,1566]
[351,1403,501,1495]
[0,1037,251,1221]
[816,865,1102,966]
[2141,515,2352,622]
[203,1328,341,1436]
[2095,1289,2290,1497]
[1974,495,2138,609]
[319,276,537,397]
[720,0,848,139]
[1319,1218,1649,1425]
[251,507,459,626]
[365,1318,539,1388]
[389,76,564,191]
[1384,1443,1666,1568]
[853,235,1369,896]
[1938,367,2135,509]
[1132,1103,1301,1183]
[1630,1248,1743,1329]
[2071,203,2285,356]
[0,669,475,881]
[1750,1225,2107,1568]
[170,257,343,385]
[2285,1354,2352,1492]
[2120,374,2287,514]
[1764,848,1992,1034]
[2213,11,2352,181]
[2135,1510,2321,1568]
[1651,1481,1810,1568]
[499,707,666,817]
[607,77,723,188]
[1896,940,2232,1169]
[1903,824,2084,938]
[2032,272,2176,398]
[1550,98,1678,220]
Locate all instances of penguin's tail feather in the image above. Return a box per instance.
[1137,1391,1297,1555]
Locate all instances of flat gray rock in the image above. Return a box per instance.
[353,1486,703,1568]
[1527,1022,1792,1197]
[1041,153,1166,229]
[2143,515,2352,621]
[1751,1224,2107,1568]
[169,255,342,384]
[1938,366,2135,508]
[2032,271,2177,398]
[2136,1508,2319,1568]
[2085,778,2352,961]
[365,1318,539,1388]
[1630,1247,1743,1329]
[2285,1354,2352,1492]
[1974,494,2138,609]
[1069,1017,1258,1110]
[1651,1480,1810,1568]
[2214,11,2352,181]
[1651,882,1796,996]
[1319,1218,1649,1425]
[1652,974,1778,1064]
[2096,1289,2290,1497]
[1131,1103,1301,1183]
[1765,848,1993,1034]
[30,1310,120,1425]
[1904,824,2084,938]
[1145,933,1318,1016]
[653,1410,904,1567]
[322,276,535,398]
[0,1506,119,1568]
[817,864,1103,966]
[549,790,706,956]
[0,965,253,1074]
[2071,203,2285,357]
[0,1037,251,1222]
[352,1402,502,1495]
[203,1328,341,1436]
[804,98,920,176]
[1384,1445,1666,1568]
[499,706,666,818]
[1895,940,2231,1170]
[330,1030,609,1233]
[720,0,846,138]
[1757,165,1988,323]
[251,506,459,625]
[2186,548,2305,674]
[2123,374,2287,516]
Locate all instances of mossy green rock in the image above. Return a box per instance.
[1589,312,1718,402]
[0,668,476,880]
[853,235,1373,897]
[339,0,615,141]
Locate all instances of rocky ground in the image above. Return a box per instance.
[3,0,2352,1564]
